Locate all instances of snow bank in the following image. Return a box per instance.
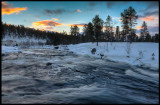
[2,46,20,54]
[2,35,46,47]
[66,42,159,69]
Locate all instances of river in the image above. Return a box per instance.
[2,48,159,104]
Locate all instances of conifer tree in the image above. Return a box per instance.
[83,22,94,42]
[121,6,138,42]
[105,15,113,41]
[92,15,104,46]
[115,26,120,41]
[140,21,150,42]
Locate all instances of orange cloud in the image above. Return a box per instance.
[67,24,85,27]
[32,20,63,27]
[136,33,140,37]
[139,15,158,21]
[56,31,62,33]
[38,29,45,31]
[2,2,27,15]
[76,9,81,12]
[136,26,143,30]
[52,18,59,21]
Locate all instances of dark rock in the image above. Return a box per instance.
[18,51,22,53]
[100,54,104,59]
[91,48,96,54]
[46,62,52,66]
[54,46,59,49]
[2,53,6,56]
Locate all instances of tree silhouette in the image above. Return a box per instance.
[115,26,120,41]
[121,6,138,42]
[70,25,79,36]
[83,22,94,42]
[140,21,150,42]
[105,15,113,42]
[92,15,104,46]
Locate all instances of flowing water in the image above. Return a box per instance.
[2,48,159,104]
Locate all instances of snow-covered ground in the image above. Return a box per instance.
[2,35,46,47]
[66,42,159,69]
[1,34,159,69]
[2,46,159,104]
[2,42,159,69]
[2,46,20,53]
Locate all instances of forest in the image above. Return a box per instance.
[2,6,159,46]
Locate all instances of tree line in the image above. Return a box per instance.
[1,22,87,45]
[2,6,159,46]
[70,6,159,45]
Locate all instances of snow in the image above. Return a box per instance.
[3,35,46,44]
[2,37,159,70]
[2,34,46,47]
[66,42,159,69]
[2,46,20,54]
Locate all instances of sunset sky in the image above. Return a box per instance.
[2,1,159,36]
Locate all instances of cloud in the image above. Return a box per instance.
[45,9,52,14]
[136,26,143,30]
[2,2,27,15]
[32,20,63,27]
[66,24,85,27]
[76,9,81,12]
[147,2,159,8]
[37,27,61,33]
[67,24,86,27]
[144,9,159,16]
[52,18,59,21]
[52,9,66,14]
[138,10,159,32]
[70,9,82,13]
[31,19,64,32]
[138,2,159,20]
[106,2,116,9]
[136,33,141,37]
[106,1,129,9]
[46,26,54,29]
[138,15,159,28]
[88,2,96,6]
[139,15,158,21]
[148,25,159,32]
[141,2,159,12]
[139,9,159,18]
[44,9,81,15]
[30,25,55,32]
[44,9,66,15]
[136,24,159,36]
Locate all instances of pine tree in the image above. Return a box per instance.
[70,26,74,35]
[70,25,79,36]
[92,15,104,46]
[140,21,149,42]
[121,6,138,42]
[83,24,87,36]
[145,33,151,42]
[83,22,94,42]
[74,25,79,36]
[155,34,159,43]
[115,26,120,41]
[105,15,113,42]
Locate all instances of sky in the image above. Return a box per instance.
[1,1,159,36]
